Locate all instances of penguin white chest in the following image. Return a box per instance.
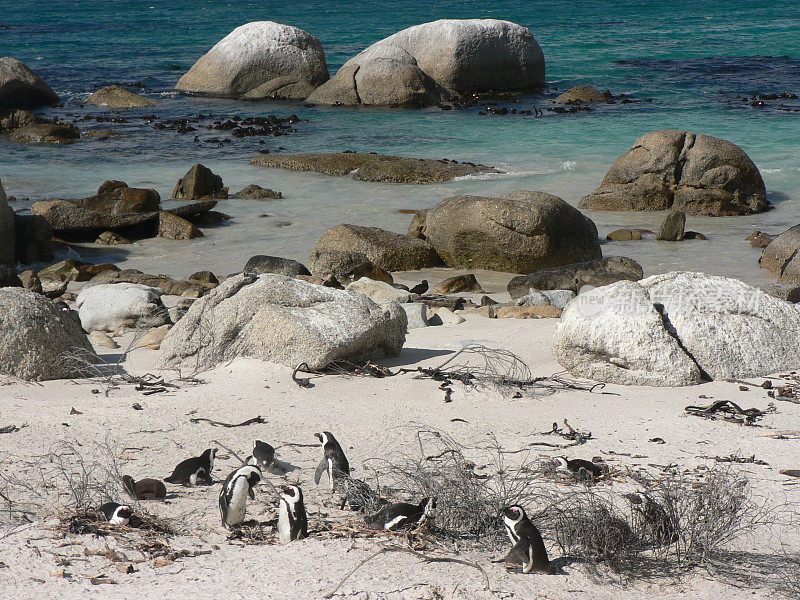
[503,517,518,544]
[327,458,334,491]
[225,478,249,526]
[278,499,292,543]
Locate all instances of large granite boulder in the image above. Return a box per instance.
[554,272,800,386]
[0,179,14,266]
[580,130,768,216]
[158,273,407,371]
[508,256,643,297]
[310,224,443,275]
[76,283,170,332]
[760,224,800,285]
[82,181,161,214]
[307,19,544,106]
[86,85,157,108]
[0,288,95,380]
[0,57,59,109]
[175,21,329,100]
[425,191,601,273]
[251,152,500,183]
[13,214,54,264]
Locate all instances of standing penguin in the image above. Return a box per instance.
[219,465,262,528]
[99,502,132,526]
[164,448,217,486]
[246,440,276,472]
[502,505,555,574]
[365,497,436,531]
[313,432,350,492]
[278,484,308,543]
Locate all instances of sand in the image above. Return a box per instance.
[0,284,799,599]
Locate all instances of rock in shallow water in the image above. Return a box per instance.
[0,288,95,380]
[760,224,800,285]
[580,129,768,216]
[86,85,157,108]
[656,210,686,241]
[554,272,800,386]
[0,179,15,266]
[508,256,644,298]
[0,57,59,109]
[158,274,407,371]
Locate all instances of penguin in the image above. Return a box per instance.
[553,457,603,480]
[409,280,429,295]
[219,465,262,528]
[278,484,308,543]
[502,505,555,574]
[99,502,132,526]
[121,475,167,500]
[164,448,217,486]
[246,440,276,472]
[313,432,350,492]
[364,497,436,531]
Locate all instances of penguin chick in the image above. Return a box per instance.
[364,497,436,531]
[219,465,262,528]
[313,432,350,492]
[502,505,556,574]
[553,457,603,480]
[121,475,167,500]
[99,502,132,526]
[164,448,216,486]
[278,484,308,543]
[246,440,276,472]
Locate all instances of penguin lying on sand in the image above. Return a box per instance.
[165,448,217,486]
[121,475,167,500]
[502,505,556,574]
[314,432,350,492]
[278,484,308,543]
[219,465,262,528]
[364,497,436,531]
[553,457,603,480]
[99,502,132,526]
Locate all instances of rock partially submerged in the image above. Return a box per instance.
[86,85,157,108]
[310,224,442,274]
[554,272,800,386]
[580,130,768,216]
[507,256,644,298]
[235,184,283,199]
[175,21,329,100]
[159,273,407,371]
[0,57,59,109]
[251,152,500,184]
[307,19,544,107]
[0,287,95,380]
[10,123,79,145]
[76,283,170,332]
[425,191,601,273]
[554,85,606,104]
[760,224,800,285]
[173,164,227,200]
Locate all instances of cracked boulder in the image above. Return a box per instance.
[307,19,544,107]
[760,224,800,285]
[175,21,329,100]
[158,273,407,371]
[579,130,768,216]
[554,272,800,386]
[425,191,602,273]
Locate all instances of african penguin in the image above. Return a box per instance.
[364,497,436,531]
[502,505,555,574]
[219,465,262,528]
[121,475,167,500]
[278,484,308,543]
[164,448,217,486]
[553,457,603,480]
[245,440,276,472]
[99,502,132,526]
[313,432,350,492]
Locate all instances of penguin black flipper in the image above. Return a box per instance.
[314,458,328,485]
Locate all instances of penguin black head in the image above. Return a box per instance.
[314,432,329,445]
[281,484,303,502]
[502,505,526,523]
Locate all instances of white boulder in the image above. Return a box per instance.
[158,273,407,371]
[76,283,169,332]
[346,278,412,304]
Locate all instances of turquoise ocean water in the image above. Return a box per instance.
[1,1,799,283]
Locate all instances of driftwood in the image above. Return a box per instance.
[189,416,266,428]
[322,544,490,598]
[684,400,772,425]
